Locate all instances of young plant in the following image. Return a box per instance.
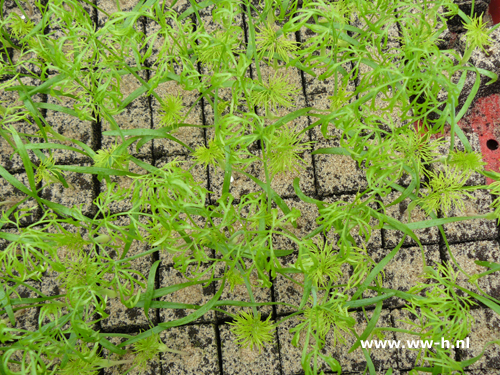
[401,262,477,370]
[158,93,186,128]
[1,0,500,374]
[256,22,298,65]
[228,310,276,353]
[413,164,478,216]
[463,14,495,54]
[133,332,188,371]
[250,70,300,116]
[7,13,35,39]
[265,124,314,177]
[193,138,225,169]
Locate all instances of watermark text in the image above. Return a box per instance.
[360,337,470,349]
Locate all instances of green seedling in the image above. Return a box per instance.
[0,0,499,374]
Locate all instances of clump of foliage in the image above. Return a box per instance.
[1,0,500,374]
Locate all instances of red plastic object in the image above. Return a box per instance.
[460,94,500,184]
[413,94,500,185]
[490,0,500,25]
